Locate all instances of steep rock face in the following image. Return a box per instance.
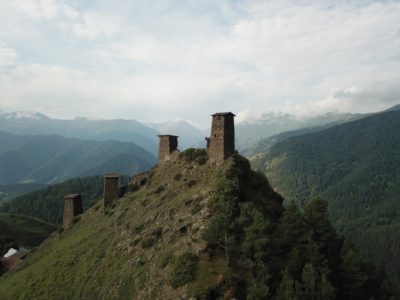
[0,154,282,299]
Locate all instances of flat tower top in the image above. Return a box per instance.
[64,194,80,199]
[211,112,236,117]
[157,135,179,137]
[104,173,119,178]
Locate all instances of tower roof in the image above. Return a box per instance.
[211,112,236,117]
[104,173,119,178]
[64,194,80,199]
[157,135,179,137]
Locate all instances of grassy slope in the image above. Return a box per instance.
[0,156,246,299]
[251,111,400,284]
[0,213,55,255]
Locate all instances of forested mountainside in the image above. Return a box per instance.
[251,110,400,285]
[0,183,47,204]
[0,213,55,256]
[0,152,396,299]
[241,123,336,157]
[235,111,364,149]
[0,111,159,155]
[0,176,114,224]
[0,131,156,185]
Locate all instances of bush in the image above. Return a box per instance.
[179,148,208,165]
[140,236,156,249]
[169,252,198,288]
[173,173,182,181]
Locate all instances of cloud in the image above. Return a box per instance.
[14,0,59,19]
[0,0,399,124]
[73,12,120,40]
[0,44,18,66]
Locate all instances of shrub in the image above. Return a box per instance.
[153,185,165,195]
[173,173,182,181]
[191,202,202,214]
[140,236,156,249]
[169,252,198,288]
[152,227,163,238]
[180,148,208,165]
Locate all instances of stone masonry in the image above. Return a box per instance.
[103,174,119,207]
[63,194,83,227]
[207,112,236,162]
[158,135,179,162]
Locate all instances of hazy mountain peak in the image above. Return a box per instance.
[0,111,49,120]
[385,104,400,111]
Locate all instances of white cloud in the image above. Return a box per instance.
[0,0,399,124]
[14,0,59,19]
[73,12,120,40]
[0,44,18,66]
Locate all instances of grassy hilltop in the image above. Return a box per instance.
[0,151,396,299]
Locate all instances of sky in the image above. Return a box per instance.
[0,0,399,126]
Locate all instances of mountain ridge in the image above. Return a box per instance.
[0,112,159,155]
[251,110,400,285]
[0,131,156,185]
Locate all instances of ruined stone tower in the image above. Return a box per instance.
[207,112,236,162]
[158,135,179,162]
[63,194,83,227]
[103,174,119,207]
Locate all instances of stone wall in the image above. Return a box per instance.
[103,174,119,207]
[63,194,83,227]
[158,135,179,162]
[208,112,235,162]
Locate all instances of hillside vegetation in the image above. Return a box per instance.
[0,183,47,204]
[0,176,107,224]
[0,152,396,299]
[241,123,336,157]
[251,111,400,285]
[236,112,364,149]
[0,213,55,256]
[0,131,156,185]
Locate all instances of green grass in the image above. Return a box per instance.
[0,155,231,299]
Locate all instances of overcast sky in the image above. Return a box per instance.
[0,0,399,125]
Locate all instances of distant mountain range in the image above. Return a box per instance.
[0,110,370,154]
[0,131,156,185]
[147,120,207,149]
[251,110,400,284]
[241,123,339,157]
[0,111,159,155]
[235,111,366,149]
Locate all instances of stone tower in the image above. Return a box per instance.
[208,112,236,162]
[103,174,119,207]
[158,135,179,162]
[63,194,83,227]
